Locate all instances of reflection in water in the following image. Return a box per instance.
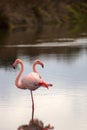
[0,24,87,69]
[0,45,87,68]
[17,83,54,130]
[0,24,87,130]
[0,23,87,46]
[18,118,54,130]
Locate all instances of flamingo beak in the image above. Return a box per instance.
[42,64,44,68]
[12,64,15,69]
[13,66,15,69]
[39,62,44,68]
[39,82,49,89]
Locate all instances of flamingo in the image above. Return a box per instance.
[12,59,53,121]
[32,59,44,78]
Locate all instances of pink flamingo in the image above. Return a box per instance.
[32,59,44,78]
[12,59,52,121]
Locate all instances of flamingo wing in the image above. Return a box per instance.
[21,72,41,90]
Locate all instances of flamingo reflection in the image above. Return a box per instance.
[18,118,54,130]
[17,99,54,130]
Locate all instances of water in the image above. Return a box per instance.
[0,26,87,130]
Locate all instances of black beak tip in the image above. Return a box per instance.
[13,66,15,69]
[42,64,44,68]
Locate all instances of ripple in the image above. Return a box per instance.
[0,38,87,48]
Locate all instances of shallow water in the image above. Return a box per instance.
[0,27,87,130]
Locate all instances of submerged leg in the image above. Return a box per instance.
[30,90,34,122]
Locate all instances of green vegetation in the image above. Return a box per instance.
[67,3,87,24]
[0,8,9,28]
[0,0,87,29]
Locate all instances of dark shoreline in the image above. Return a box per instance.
[0,0,87,29]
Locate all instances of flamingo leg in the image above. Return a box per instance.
[30,90,34,122]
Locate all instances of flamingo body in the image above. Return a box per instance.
[21,72,42,90]
[13,59,52,90]
[13,59,53,121]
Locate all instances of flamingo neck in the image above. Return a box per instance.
[15,61,24,88]
[33,62,38,73]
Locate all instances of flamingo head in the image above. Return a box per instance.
[12,59,22,69]
[39,81,53,89]
[34,59,44,68]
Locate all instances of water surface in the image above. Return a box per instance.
[0,26,87,130]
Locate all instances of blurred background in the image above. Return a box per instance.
[0,1,87,130]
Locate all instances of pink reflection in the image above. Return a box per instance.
[18,118,54,130]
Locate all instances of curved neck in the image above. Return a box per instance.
[33,62,38,73]
[15,62,24,88]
